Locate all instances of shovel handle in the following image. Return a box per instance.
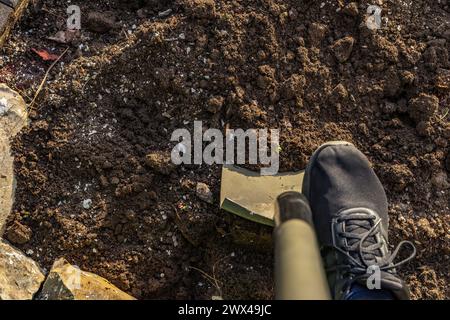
[274,192,331,300]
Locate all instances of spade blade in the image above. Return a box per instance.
[220,165,304,226]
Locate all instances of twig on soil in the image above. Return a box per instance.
[437,108,449,123]
[189,266,223,297]
[188,255,229,298]
[122,29,130,41]
[28,47,69,110]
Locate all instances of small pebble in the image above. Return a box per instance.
[82,199,92,209]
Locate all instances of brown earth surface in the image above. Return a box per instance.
[0,0,449,299]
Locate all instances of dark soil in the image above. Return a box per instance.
[1,0,449,299]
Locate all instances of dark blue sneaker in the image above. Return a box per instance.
[303,142,416,300]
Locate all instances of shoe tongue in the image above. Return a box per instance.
[355,271,409,300]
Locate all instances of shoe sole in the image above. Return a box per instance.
[302,141,355,202]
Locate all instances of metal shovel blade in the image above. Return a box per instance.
[220,165,304,227]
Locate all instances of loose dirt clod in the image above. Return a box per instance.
[436,68,450,91]
[431,172,450,190]
[207,96,224,113]
[6,221,32,245]
[408,93,439,122]
[145,151,176,175]
[181,0,216,19]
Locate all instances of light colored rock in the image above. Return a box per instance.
[158,8,172,18]
[82,199,92,209]
[0,84,28,135]
[0,240,45,300]
[39,258,135,300]
[196,182,213,204]
[0,84,28,235]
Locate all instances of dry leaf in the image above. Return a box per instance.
[32,48,60,61]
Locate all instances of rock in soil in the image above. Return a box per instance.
[0,84,28,235]
[308,23,327,47]
[0,84,28,137]
[86,11,117,33]
[330,83,348,104]
[196,182,213,204]
[38,258,135,300]
[0,240,45,300]
[331,36,355,63]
